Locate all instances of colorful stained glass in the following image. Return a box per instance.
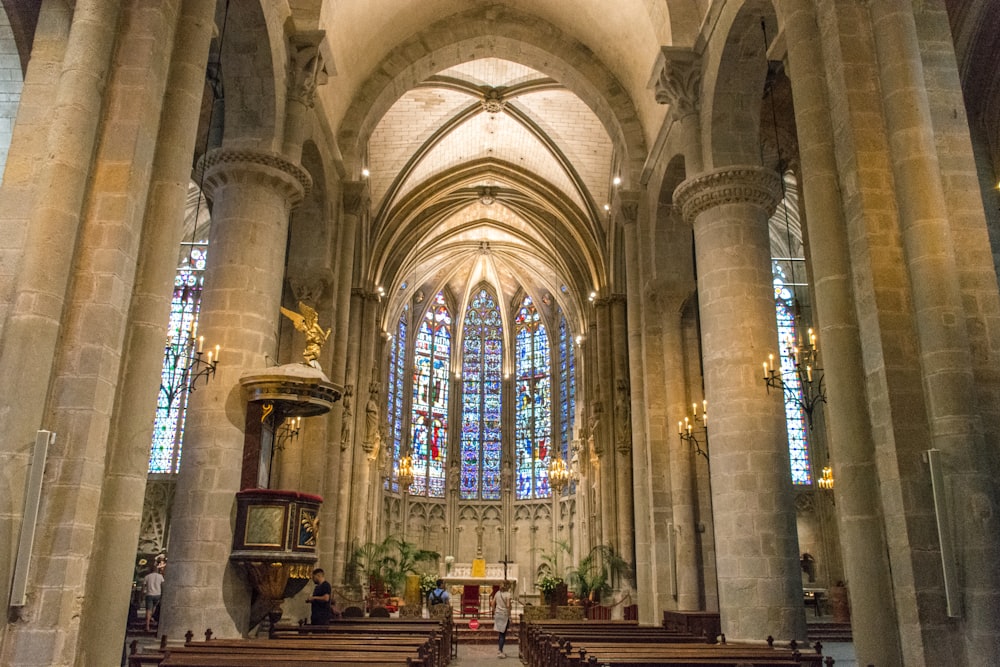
[558,313,576,493]
[387,306,408,492]
[514,295,551,499]
[773,262,811,485]
[410,292,451,497]
[461,288,503,500]
[149,244,208,473]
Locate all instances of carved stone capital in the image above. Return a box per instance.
[287,31,329,108]
[198,148,312,207]
[618,190,641,225]
[672,166,782,225]
[653,47,701,118]
[342,180,370,217]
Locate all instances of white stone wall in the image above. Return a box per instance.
[0,9,22,184]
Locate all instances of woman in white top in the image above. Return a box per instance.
[490,581,513,658]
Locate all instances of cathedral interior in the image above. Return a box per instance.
[1,1,1000,666]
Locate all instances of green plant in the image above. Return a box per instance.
[567,544,632,603]
[535,539,571,581]
[350,535,439,596]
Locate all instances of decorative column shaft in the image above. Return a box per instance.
[326,182,365,582]
[674,165,805,642]
[777,2,901,665]
[593,298,618,550]
[0,1,124,630]
[611,296,635,570]
[162,149,309,638]
[78,1,217,665]
[868,4,1000,662]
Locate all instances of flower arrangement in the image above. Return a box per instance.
[419,572,438,596]
[444,555,454,574]
[536,574,564,594]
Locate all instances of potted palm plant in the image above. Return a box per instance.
[567,544,632,609]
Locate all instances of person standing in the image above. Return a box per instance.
[490,581,512,658]
[142,566,164,632]
[306,568,333,625]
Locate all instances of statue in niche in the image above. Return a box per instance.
[588,404,602,457]
[364,381,380,447]
[280,301,331,367]
[501,461,513,494]
[449,459,460,494]
[340,384,353,451]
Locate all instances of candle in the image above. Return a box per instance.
[678,420,683,435]
[768,353,774,371]
[763,361,769,379]
[215,344,221,363]
[207,350,213,363]
[198,335,204,353]
[692,402,698,416]
[806,365,813,383]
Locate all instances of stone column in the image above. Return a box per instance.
[611,295,635,569]
[350,293,381,544]
[0,0,123,622]
[674,166,806,642]
[326,183,365,582]
[653,50,705,614]
[77,2,216,665]
[593,298,617,550]
[777,3,902,665]
[161,149,309,638]
[868,4,1000,662]
[332,287,364,581]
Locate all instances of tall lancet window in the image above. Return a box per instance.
[769,171,812,485]
[515,295,551,499]
[387,305,408,492]
[410,292,451,497]
[773,262,811,484]
[460,288,503,500]
[148,244,207,473]
[558,312,576,464]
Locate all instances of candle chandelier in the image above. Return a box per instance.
[160,317,220,409]
[678,400,709,461]
[762,327,826,429]
[548,456,572,492]
[397,452,415,490]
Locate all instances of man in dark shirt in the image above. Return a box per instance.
[306,568,333,624]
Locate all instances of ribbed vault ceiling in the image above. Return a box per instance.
[368,57,616,334]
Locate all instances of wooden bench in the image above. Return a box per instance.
[519,620,833,667]
[129,621,446,667]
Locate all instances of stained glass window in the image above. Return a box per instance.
[387,306,408,492]
[515,295,551,499]
[410,292,451,497]
[148,244,207,473]
[558,312,575,465]
[460,288,503,500]
[773,261,811,484]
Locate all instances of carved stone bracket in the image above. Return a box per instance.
[288,273,331,305]
[618,190,641,226]
[653,47,701,118]
[342,180,370,217]
[672,166,782,225]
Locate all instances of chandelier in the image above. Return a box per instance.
[762,327,826,429]
[397,453,415,490]
[678,400,708,460]
[160,319,220,409]
[548,456,572,493]
[817,464,834,490]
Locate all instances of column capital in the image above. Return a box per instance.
[343,180,371,217]
[652,47,701,118]
[198,148,311,207]
[618,190,641,225]
[672,165,781,225]
[287,30,330,108]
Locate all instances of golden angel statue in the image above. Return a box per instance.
[280,301,331,366]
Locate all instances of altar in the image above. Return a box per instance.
[441,561,519,617]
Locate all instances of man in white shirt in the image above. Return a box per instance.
[143,567,165,632]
